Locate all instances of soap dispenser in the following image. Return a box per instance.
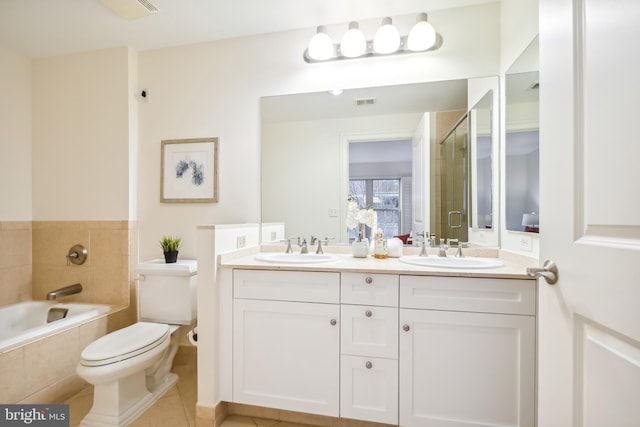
[374,228,388,259]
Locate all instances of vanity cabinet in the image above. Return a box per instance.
[229,268,536,427]
[398,276,536,427]
[232,270,340,416]
[340,273,399,424]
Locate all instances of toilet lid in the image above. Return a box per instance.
[81,322,170,367]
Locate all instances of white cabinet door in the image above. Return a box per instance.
[399,308,535,427]
[340,355,398,425]
[233,299,340,416]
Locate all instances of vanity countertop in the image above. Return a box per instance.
[218,245,537,280]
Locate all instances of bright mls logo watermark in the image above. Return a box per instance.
[0,405,69,426]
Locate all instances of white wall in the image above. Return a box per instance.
[137,3,500,260]
[32,47,135,221]
[0,46,32,221]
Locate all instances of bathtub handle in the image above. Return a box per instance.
[67,244,88,266]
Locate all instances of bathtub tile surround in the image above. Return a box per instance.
[0,308,130,404]
[0,221,32,306]
[0,220,140,404]
[32,221,137,311]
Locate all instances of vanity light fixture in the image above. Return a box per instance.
[304,13,442,63]
[407,13,437,52]
[373,17,401,54]
[308,26,334,61]
[340,22,367,58]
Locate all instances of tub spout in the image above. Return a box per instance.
[46,283,82,300]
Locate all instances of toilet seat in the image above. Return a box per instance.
[80,322,170,367]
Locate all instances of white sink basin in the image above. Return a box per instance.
[398,255,504,269]
[254,252,341,264]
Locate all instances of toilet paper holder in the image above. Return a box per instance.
[188,326,198,345]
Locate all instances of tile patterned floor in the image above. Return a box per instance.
[65,347,313,427]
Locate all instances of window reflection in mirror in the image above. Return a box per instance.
[348,139,411,242]
[469,90,493,230]
[505,36,539,233]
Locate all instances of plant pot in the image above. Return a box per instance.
[351,238,369,258]
[163,250,179,263]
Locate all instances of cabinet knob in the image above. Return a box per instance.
[365,310,372,317]
[365,276,373,284]
[402,324,410,332]
[365,361,373,369]
[330,319,337,326]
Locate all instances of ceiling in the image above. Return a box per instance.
[0,0,496,59]
[261,79,468,123]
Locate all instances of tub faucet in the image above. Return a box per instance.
[46,283,82,300]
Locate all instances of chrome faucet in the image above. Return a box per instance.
[438,239,448,257]
[46,283,82,300]
[419,231,429,257]
[284,239,294,253]
[299,238,308,254]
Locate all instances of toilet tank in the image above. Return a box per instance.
[136,259,197,325]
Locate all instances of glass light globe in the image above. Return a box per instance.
[373,17,400,54]
[308,26,333,61]
[408,13,437,52]
[340,22,366,58]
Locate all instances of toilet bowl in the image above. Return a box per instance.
[76,259,197,427]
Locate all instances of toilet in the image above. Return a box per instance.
[76,259,197,427]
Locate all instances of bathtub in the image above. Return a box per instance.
[0,301,112,353]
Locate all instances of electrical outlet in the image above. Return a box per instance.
[519,234,533,252]
[236,235,246,249]
[270,231,277,242]
[328,208,338,217]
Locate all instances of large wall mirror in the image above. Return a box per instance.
[505,36,540,233]
[261,78,497,245]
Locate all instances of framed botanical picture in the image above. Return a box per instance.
[161,137,218,203]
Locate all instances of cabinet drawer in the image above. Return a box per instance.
[400,275,536,315]
[341,304,398,359]
[234,269,340,303]
[341,273,399,307]
[340,355,398,425]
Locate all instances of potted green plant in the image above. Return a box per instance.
[159,235,182,263]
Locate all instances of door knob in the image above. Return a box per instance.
[527,259,558,285]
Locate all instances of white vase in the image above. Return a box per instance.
[352,238,369,258]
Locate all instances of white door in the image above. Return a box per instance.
[538,1,640,426]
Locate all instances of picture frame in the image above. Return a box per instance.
[160,137,218,203]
